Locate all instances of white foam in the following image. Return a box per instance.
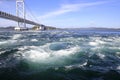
[97,53,105,59]
[12,34,22,40]
[17,44,80,63]
[95,40,106,44]
[78,62,87,67]
[26,50,50,61]
[0,40,16,45]
[116,52,120,58]
[60,37,84,42]
[89,42,98,46]
[31,39,38,42]
[0,41,7,45]
[64,62,87,70]
[117,66,120,70]
[18,46,29,51]
[89,39,106,46]
[116,52,120,55]
[54,47,79,56]
[65,65,73,70]
[0,51,5,55]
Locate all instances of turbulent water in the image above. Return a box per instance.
[0,29,120,80]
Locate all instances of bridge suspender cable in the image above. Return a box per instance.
[24,2,39,23]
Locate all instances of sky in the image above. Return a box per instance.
[0,0,120,28]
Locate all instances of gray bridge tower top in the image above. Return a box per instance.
[15,0,26,30]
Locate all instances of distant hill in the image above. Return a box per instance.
[0,25,59,31]
[62,27,120,31]
[0,26,120,31]
[0,26,14,30]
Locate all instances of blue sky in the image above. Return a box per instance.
[0,0,120,28]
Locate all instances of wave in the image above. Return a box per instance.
[0,30,120,80]
[17,43,80,64]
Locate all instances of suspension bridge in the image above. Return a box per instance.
[0,0,47,31]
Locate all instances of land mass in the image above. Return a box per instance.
[0,25,58,31]
[0,26,120,31]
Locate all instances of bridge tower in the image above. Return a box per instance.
[15,0,26,30]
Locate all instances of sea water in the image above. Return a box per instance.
[0,29,120,80]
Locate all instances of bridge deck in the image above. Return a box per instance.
[0,11,43,26]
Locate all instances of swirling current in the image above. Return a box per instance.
[0,29,120,80]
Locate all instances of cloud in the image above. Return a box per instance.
[39,1,108,19]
